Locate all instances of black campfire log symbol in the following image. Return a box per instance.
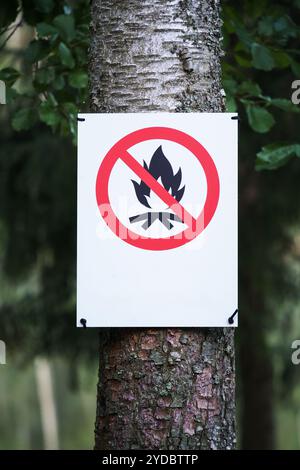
[129,145,185,230]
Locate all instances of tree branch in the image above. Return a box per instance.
[0,18,23,52]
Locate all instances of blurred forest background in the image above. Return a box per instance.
[1,0,300,449]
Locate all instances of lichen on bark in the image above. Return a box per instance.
[95,328,235,450]
[90,0,235,450]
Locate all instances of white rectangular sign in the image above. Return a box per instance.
[77,113,238,327]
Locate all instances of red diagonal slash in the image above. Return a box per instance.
[120,150,197,228]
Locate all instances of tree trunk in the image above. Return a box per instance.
[35,357,59,450]
[239,167,275,450]
[239,275,275,449]
[90,0,236,450]
[240,323,274,449]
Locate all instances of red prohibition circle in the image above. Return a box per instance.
[96,127,220,251]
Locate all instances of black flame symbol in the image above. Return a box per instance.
[129,146,185,230]
[131,145,185,208]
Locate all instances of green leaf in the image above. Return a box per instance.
[0,67,20,86]
[224,7,253,47]
[52,75,65,90]
[53,14,76,42]
[258,16,273,37]
[12,108,37,131]
[238,81,262,97]
[64,5,72,15]
[223,78,238,95]
[74,46,87,66]
[47,92,58,107]
[226,96,237,112]
[251,43,275,71]
[62,102,78,116]
[25,40,49,63]
[39,100,60,127]
[273,15,297,38]
[62,103,78,142]
[36,22,58,38]
[256,143,300,170]
[5,86,18,104]
[68,70,88,89]
[35,67,55,85]
[246,105,275,133]
[272,51,291,69]
[235,53,252,68]
[58,42,75,68]
[269,98,300,113]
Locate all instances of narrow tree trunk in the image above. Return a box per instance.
[240,326,274,449]
[35,357,59,450]
[90,0,236,450]
[239,279,275,449]
[239,171,275,449]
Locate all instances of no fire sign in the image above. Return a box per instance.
[77,113,238,327]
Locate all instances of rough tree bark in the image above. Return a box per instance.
[90,0,236,450]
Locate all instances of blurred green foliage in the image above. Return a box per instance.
[0,358,97,449]
[0,0,89,143]
[222,0,300,169]
[0,120,98,361]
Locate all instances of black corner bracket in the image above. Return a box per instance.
[80,318,87,328]
[77,117,86,122]
[231,115,240,121]
[228,309,238,325]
